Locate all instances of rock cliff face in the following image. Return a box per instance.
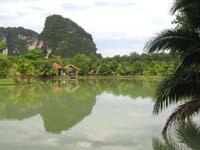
[0,15,97,57]
[40,15,97,58]
[0,27,42,55]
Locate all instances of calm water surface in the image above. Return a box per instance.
[0,79,197,150]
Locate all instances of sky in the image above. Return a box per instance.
[0,0,174,57]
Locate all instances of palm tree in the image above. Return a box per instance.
[145,0,200,134]
[10,58,35,81]
[170,0,200,28]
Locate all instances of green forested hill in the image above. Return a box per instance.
[0,27,39,55]
[40,15,97,57]
[0,15,97,57]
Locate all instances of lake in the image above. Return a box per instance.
[0,79,198,150]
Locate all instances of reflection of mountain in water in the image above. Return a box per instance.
[0,79,156,134]
[40,90,96,133]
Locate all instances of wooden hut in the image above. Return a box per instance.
[64,64,79,78]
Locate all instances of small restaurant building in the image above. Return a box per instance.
[53,63,79,78]
[64,64,79,78]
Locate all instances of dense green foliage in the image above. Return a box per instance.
[146,0,200,134]
[40,15,97,57]
[0,27,39,55]
[0,41,6,52]
[0,48,176,79]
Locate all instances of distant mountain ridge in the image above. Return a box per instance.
[0,27,42,55]
[0,15,97,57]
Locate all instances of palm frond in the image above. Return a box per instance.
[153,68,200,113]
[170,0,200,28]
[152,138,178,150]
[162,99,200,135]
[145,28,199,54]
[170,0,200,14]
[177,47,200,70]
[171,0,188,14]
[176,120,200,150]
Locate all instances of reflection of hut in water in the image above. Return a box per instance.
[64,64,79,78]
[53,63,63,76]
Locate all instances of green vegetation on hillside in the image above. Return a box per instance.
[0,15,97,58]
[0,27,39,55]
[40,15,97,57]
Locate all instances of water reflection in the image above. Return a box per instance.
[0,80,96,133]
[0,79,177,149]
[0,79,156,134]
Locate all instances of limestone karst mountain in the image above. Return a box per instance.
[0,15,97,58]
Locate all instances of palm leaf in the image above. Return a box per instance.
[162,99,200,135]
[177,47,200,70]
[171,0,200,14]
[176,120,200,150]
[171,0,194,14]
[145,28,199,55]
[170,0,200,28]
[152,138,178,150]
[153,68,200,113]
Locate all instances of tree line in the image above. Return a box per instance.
[0,47,177,79]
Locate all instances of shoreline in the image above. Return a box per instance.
[0,76,162,86]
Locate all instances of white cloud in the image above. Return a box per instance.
[99,48,133,57]
[0,0,174,56]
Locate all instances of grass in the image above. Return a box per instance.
[0,78,17,85]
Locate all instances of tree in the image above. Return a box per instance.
[10,58,35,79]
[145,0,200,134]
[170,0,200,28]
[24,48,44,60]
[133,60,145,75]
[0,41,6,52]
[0,54,10,78]
[71,54,92,75]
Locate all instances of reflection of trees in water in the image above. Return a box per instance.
[94,79,157,98]
[153,120,200,150]
[0,79,156,134]
[0,80,97,134]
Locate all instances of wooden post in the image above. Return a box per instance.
[75,69,78,78]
